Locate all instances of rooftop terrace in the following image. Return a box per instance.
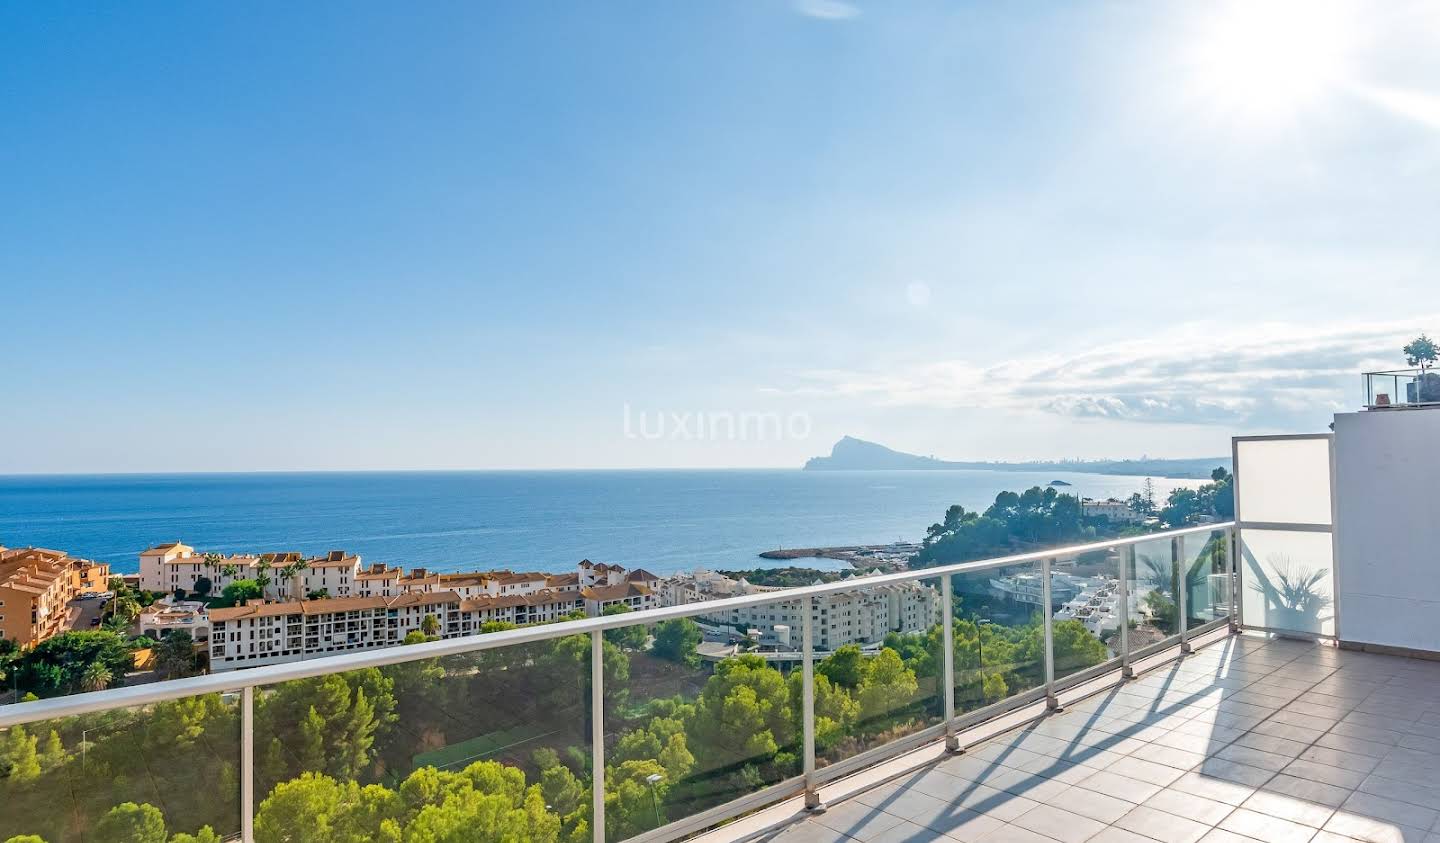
[2,414,1439,843]
[708,631,1440,843]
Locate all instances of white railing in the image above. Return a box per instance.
[0,522,1237,843]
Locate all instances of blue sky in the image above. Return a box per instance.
[3,1,1439,472]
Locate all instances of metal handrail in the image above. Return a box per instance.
[0,521,1231,728]
[0,521,1237,843]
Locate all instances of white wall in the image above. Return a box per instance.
[1333,409,1440,652]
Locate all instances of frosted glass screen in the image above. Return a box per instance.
[1239,528,1335,636]
[1236,438,1332,525]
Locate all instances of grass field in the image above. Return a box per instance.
[411,723,555,771]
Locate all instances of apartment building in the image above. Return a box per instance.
[140,543,365,600]
[696,577,941,650]
[207,585,599,670]
[0,547,110,648]
[1081,498,1147,524]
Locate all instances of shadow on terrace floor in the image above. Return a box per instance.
[736,632,1440,843]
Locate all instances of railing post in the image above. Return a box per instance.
[241,686,254,843]
[591,631,606,843]
[941,575,958,752]
[1041,557,1061,712]
[1119,546,1134,679]
[801,596,824,811]
[1175,536,1191,654]
[1228,526,1241,634]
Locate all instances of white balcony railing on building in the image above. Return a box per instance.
[0,524,1249,843]
[1363,368,1440,408]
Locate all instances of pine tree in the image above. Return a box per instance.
[39,729,65,771]
[1,724,41,783]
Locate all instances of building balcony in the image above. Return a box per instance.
[1363,368,1440,409]
[2,411,1439,843]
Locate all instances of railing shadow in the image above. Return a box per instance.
[788,631,1319,843]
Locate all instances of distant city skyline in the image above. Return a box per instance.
[3,1,1438,473]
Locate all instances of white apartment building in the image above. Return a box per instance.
[139,543,364,600]
[208,586,603,670]
[138,598,211,642]
[696,578,940,650]
[661,569,771,606]
[1081,498,1147,524]
[204,559,661,670]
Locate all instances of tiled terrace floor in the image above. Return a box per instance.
[756,634,1440,843]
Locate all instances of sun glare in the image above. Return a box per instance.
[1185,0,1355,129]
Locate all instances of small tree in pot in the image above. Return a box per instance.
[1404,334,1440,402]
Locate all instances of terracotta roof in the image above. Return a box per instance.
[437,574,490,587]
[626,569,659,582]
[356,567,402,580]
[0,550,78,596]
[581,582,652,602]
[305,554,361,568]
[459,594,529,611]
[210,591,461,622]
[546,573,580,587]
[496,572,547,585]
[142,542,192,554]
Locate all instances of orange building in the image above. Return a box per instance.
[0,546,110,648]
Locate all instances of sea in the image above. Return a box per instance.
[0,470,1199,577]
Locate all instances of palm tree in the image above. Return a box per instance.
[420,614,441,638]
[81,662,114,693]
[1138,540,1220,632]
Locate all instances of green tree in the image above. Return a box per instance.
[144,694,233,753]
[0,637,18,686]
[94,802,167,843]
[109,594,143,625]
[601,605,647,650]
[217,580,263,608]
[1046,620,1110,675]
[786,669,857,751]
[651,618,702,667]
[38,729,64,771]
[604,759,669,841]
[981,672,1008,702]
[14,630,138,696]
[816,644,867,689]
[1405,334,1437,372]
[255,773,403,843]
[192,577,213,598]
[399,761,560,843]
[3,835,49,843]
[686,655,793,770]
[257,669,396,783]
[169,827,223,843]
[855,648,919,725]
[539,763,585,816]
[81,660,115,692]
[916,487,1088,567]
[419,614,441,638]
[0,724,41,783]
[155,631,199,679]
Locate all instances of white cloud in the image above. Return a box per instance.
[780,318,1438,428]
[793,0,860,21]
[1353,84,1440,131]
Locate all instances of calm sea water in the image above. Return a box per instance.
[0,470,1197,576]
